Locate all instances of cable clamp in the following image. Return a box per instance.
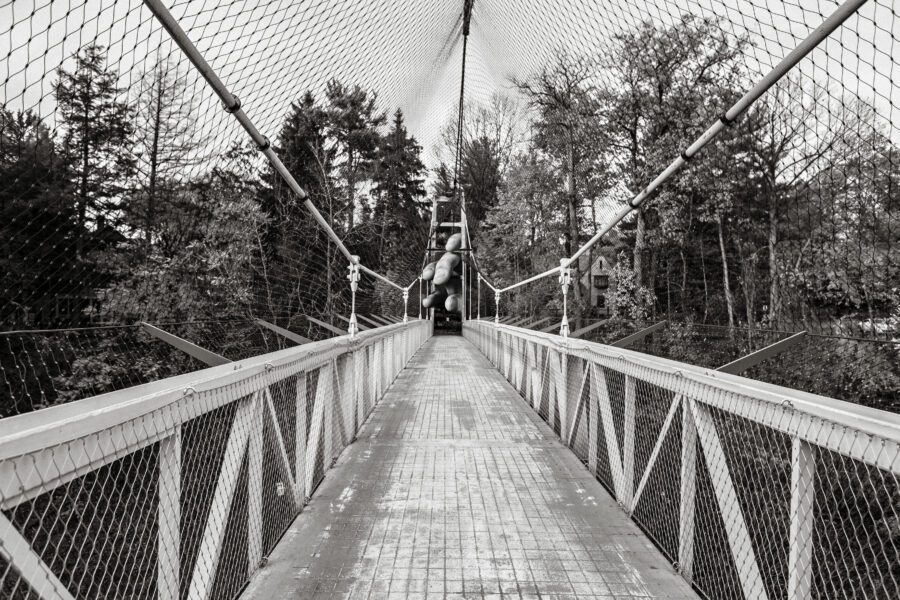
[257,136,271,152]
[223,94,241,113]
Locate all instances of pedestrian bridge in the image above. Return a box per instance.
[2,319,898,600]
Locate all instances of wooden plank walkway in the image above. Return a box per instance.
[241,337,698,600]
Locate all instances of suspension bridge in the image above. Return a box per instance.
[1,0,899,599]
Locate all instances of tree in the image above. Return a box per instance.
[601,16,744,295]
[514,51,600,312]
[259,91,339,327]
[0,107,77,326]
[55,44,134,255]
[741,78,865,327]
[475,154,566,314]
[371,109,427,271]
[324,80,385,231]
[130,57,200,249]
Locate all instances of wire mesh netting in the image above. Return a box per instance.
[0,320,429,600]
[1,0,900,599]
[468,322,900,600]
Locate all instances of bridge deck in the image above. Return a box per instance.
[241,336,698,600]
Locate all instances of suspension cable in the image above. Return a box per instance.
[142,0,404,289]
[452,0,475,194]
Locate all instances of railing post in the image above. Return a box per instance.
[247,393,264,571]
[347,256,360,338]
[679,403,697,581]
[788,438,816,600]
[559,258,571,338]
[494,291,501,325]
[403,287,410,323]
[158,427,181,600]
[477,274,482,320]
[622,375,636,508]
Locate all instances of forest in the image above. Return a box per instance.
[0,14,898,415]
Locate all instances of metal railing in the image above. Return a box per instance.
[0,320,432,600]
[464,320,900,600]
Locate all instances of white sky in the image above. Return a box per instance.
[1,0,897,171]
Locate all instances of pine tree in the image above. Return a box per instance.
[324,80,385,231]
[0,107,77,326]
[55,44,134,255]
[372,109,427,268]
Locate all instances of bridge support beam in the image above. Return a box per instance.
[609,321,667,349]
[717,331,807,375]
[140,322,231,366]
[255,319,311,344]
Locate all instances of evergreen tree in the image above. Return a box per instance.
[55,44,134,255]
[372,109,427,269]
[324,80,385,231]
[0,108,77,326]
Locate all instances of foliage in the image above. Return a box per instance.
[609,251,654,321]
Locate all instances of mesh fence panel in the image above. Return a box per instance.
[0,321,430,600]
[468,321,900,600]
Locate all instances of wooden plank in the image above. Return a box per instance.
[140,322,230,366]
[587,365,599,474]
[570,318,610,339]
[368,314,394,326]
[304,366,328,497]
[609,321,667,349]
[158,429,181,600]
[523,316,553,330]
[622,376,636,507]
[295,373,308,500]
[0,512,75,600]
[567,365,590,448]
[688,399,769,600]
[187,394,257,600]
[305,315,347,336]
[717,331,807,375]
[247,393,264,573]
[590,364,626,501]
[254,319,311,344]
[788,439,816,600]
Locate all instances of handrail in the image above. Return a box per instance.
[474,321,900,453]
[465,318,900,600]
[0,319,432,600]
